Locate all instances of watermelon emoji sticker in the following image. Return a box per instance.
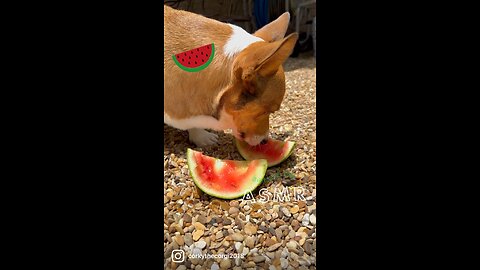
[172,43,215,72]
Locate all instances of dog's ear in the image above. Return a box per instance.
[254,12,291,42]
[234,33,298,94]
[255,33,298,77]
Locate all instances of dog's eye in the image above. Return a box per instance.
[240,132,246,139]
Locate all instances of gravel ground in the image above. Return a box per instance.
[164,54,316,270]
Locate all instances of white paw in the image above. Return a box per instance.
[188,128,219,147]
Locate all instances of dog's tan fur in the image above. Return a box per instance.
[164,5,298,145]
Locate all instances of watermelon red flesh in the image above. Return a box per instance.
[187,149,267,199]
[236,139,295,167]
[173,44,214,71]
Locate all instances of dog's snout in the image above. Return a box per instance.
[260,139,268,145]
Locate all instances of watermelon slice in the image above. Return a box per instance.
[187,149,267,199]
[172,43,215,72]
[235,139,296,167]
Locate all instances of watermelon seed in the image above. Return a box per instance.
[195,61,197,64]
[202,60,204,62]
[188,62,190,64]
[206,54,208,57]
[189,56,191,59]
[201,52,203,55]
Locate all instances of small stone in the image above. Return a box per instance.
[267,243,282,252]
[265,214,272,221]
[292,220,300,231]
[264,238,277,247]
[290,205,299,214]
[244,223,257,235]
[183,214,192,223]
[266,252,275,259]
[286,241,297,251]
[231,233,245,242]
[197,214,207,224]
[253,255,266,262]
[176,266,186,270]
[211,262,220,270]
[259,225,268,233]
[195,240,206,249]
[215,231,223,240]
[193,230,204,241]
[280,258,288,268]
[302,213,310,227]
[184,233,193,246]
[242,247,249,256]
[309,214,316,225]
[174,235,184,246]
[304,241,313,255]
[269,266,276,270]
[245,236,255,248]
[235,242,243,253]
[193,222,206,231]
[228,207,239,215]
[281,207,291,217]
[223,217,232,225]
[220,259,231,269]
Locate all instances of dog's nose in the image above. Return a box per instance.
[260,139,268,145]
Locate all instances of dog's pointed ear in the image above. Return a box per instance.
[234,33,298,94]
[255,33,298,77]
[254,12,291,42]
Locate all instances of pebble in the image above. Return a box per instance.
[281,207,291,217]
[183,214,192,223]
[242,247,249,256]
[235,242,242,253]
[176,266,186,270]
[244,223,257,235]
[193,230,204,241]
[286,240,297,251]
[302,213,310,227]
[211,262,220,270]
[228,207,239,215]
[193,222,206,231]
[197,214,207,224]
[304,241,313,255]
[259,225,268,233]
[269,266,277,270]
[223,217,232,225]
[245,236,255,248]
[173,235,184,246]
[264,238,277,247]
[290,205,299,214]
[280,258,289,268]
[253,255,266,262]
[267,243,282,252]
[309,214,316,225]
[292,219,300,231]
[220,260,231,269]
[195,240,206,249]
[215,231,223,240]
[231,233,245,242]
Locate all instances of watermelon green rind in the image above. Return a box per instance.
[172,43,215,72]
[235,139,296,167]
[186,148,267,199]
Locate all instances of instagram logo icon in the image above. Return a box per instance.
[171,250,185,263]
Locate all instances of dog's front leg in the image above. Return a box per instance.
[188,128,219,147]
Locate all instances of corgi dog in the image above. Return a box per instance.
[164,5,298,147]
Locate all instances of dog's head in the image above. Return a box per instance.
[221,13,298,146]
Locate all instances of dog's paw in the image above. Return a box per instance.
[188,128,219,147]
